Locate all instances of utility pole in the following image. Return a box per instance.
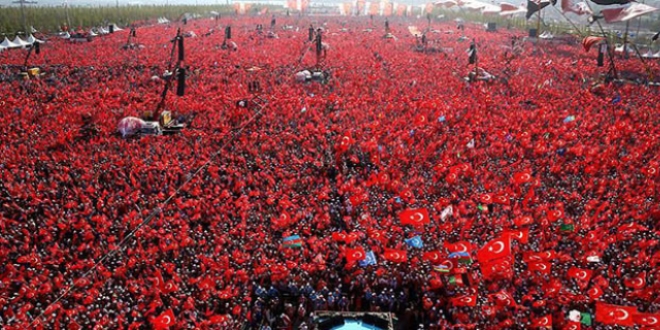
[12,0,37,34]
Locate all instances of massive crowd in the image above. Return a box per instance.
[0,13,659,330]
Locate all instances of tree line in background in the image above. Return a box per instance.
[0,3,656,43]
[0,5,234,34]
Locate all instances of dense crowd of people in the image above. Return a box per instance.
[0,13,659,330]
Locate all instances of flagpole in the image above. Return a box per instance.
[584,0,618,80]
[622,20,630,59]
[551,5,585,38]
[536,10,541,39]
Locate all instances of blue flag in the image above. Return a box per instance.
[359,251,377,267]
[405,236,423,249]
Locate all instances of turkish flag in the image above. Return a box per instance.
[513,171,533,184]
[523,250,556,262]
[595,303,637,327]
[477,237,511,262]
[514,215,534,227]
[623,272,646,290]
[451,295,477,307]
[480,257,513,280]
[527,261,552,275]
[480,193,494,205]
[567,267,593,288]
[346,247,366,263]
[563,321,581,330]
[505,229,529,244]
[490,290,516,307]
[444,241,474,253]
[367,229,388,244]
[532,315,552,328]
[337,133,354,153]
[332,232,347,242]
[547,208,564,222]
[152,309,176,330]
[634,313,660,327]
[422,251,443,264]
[383,249,407,263]
[587,285,604,301]
[399,208,430,226]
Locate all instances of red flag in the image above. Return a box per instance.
[634,313,660,327]
[477,237,511,262]
[564,321,581,330]
[332,232,347,242]
[346,247,366,263]
[512,171,533,184]
[490,290,517,307]
[601,3,658,23]
[547,208,564,222]
[480,257,513,280]
[514,215,534,227]
[527,261,552,275]
[595,303,637,327]
[451,295,477,307]
[444,241,474,253]
[567,267,593,283]
[337,133,354,153]
[399,208,430,226]
[152,309,176,330]
[480,193,494,205]
[383,249,407,263]
[623,272,646,290]
[422,251,443,264]
[533,315,553,328]
[505,229,529,244]
[587,285,604,301]
[582,36,604,52]
[523,250,556,262]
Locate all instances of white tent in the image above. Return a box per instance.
[89,30,98,37]
[109,23,123,31]
[12,36,31,48]
[25,34,44,44]
[60,32,71,39]
[98,27,109,35]
[1,37,20,49]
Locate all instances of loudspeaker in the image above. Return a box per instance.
[178,37,184,61]
[318,316,345,330]
[225,26,231,40]
[597,48,604,67]
[34,42,40,55]
[363,314,389,329]
[131,28,136,37]
[487,22,496,32]
[176,67,186,96]
[309,26,314,41]
[529,28,537,38]
[109,25,114,33]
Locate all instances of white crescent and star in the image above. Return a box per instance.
[612,309,630,321]
[632,277,644,287]
[411,212,425,223]
[489,241,505,254]
[441,260,454,270]
[457,243,468,252]
[163,315,172,324]
[644,317,658,325]
[577,271,587,280]
[341,136,350,146]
